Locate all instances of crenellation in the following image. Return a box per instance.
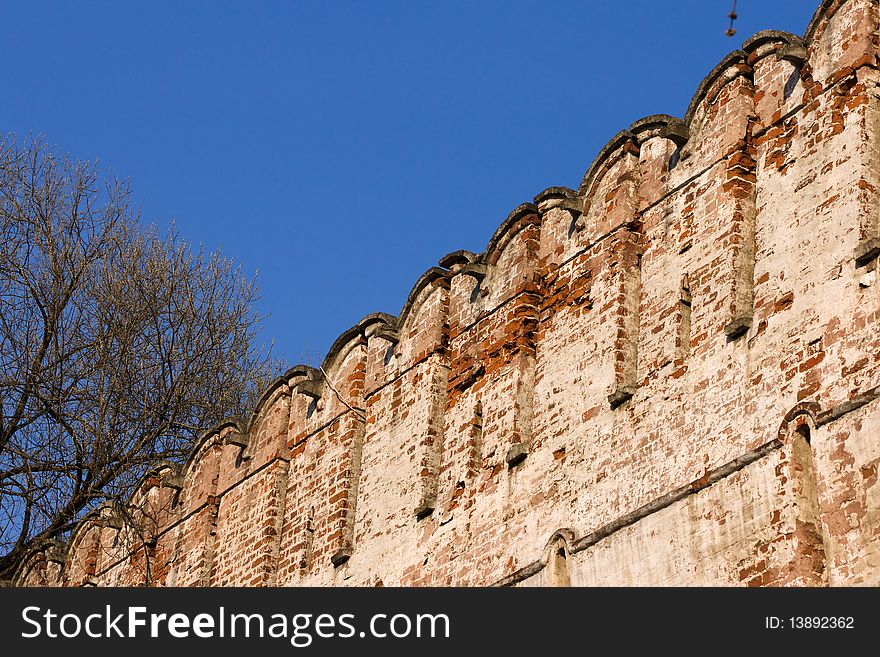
[578,138,640,243]
[746,32,806,135]
[805,0,878,86]
[15,0,880,588]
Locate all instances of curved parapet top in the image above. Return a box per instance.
[481,203,540,266]
[684,51,749,126]
[438,250,478,269]
[287,364,323,398]
[805,0,856,43]
[10,538,66,586]
[357,312,397,331]
[359,312,399,344]
[284,363,320,381]
[576,2,869,199]
[320,312,398,378]
[246,374,291,432]
[64,506,104,554]
[126,459,183,505]
[742,30,804,53]
[629,114,689,146]
[396,266,449,330]
[182,417,245,476]
[577,130,634,197]
[742,31,807,68]
[534,186,577,205]
[322,325,363,375]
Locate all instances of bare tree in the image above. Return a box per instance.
[0,135,279,577]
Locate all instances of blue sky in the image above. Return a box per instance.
[0,1,817,367]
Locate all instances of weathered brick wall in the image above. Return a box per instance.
[13,0,880,587]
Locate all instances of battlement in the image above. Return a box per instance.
[14,0,880,587]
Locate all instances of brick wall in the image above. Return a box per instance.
[14,0,880,587]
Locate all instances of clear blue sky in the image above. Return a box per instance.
[0,1,817,367]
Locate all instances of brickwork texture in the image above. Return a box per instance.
[13,0,880,587]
